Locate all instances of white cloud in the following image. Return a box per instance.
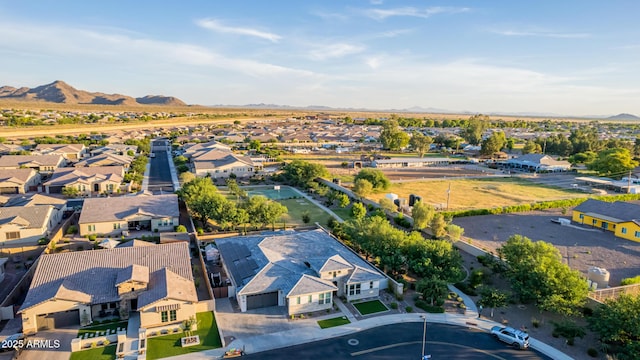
[195,18,282,43]
[492,29,590,39]
[309,43,365,60]
[365,57,381,69]
[365,6,470,20]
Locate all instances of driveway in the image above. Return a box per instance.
[17,327,78,360]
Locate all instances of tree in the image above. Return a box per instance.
[478,287,508,317]
[226,178,247,200]
[351,202,367,220]
[411,201,434,230]
[280,160,329,188]
[480,131,506,156]
[409,132,433,157]
[241,195,288,229]
[445,224,464,241]
[248,139,262,151]
[587,148,638,179]
[337,193,350,208]
[352,178,373,199]
[379,198,397,212]
[429,213,447,239]
[301,210,311,224]
[417,277,449,305]
[177,177,220,225]
[354,168,390,190]
[461,114,489,145]
[588,294,640,359]
[521,140,541,154]
[175,225,187,233]
[568,151,597,165]
[497,235,588,316]
[179,171,196,184]
[379,120,410,150]
[62,186,80,198]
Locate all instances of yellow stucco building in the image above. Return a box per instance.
[572,199,640,242]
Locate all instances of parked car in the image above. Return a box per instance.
[490,326,529,349]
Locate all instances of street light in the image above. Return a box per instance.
[420,315,431,359]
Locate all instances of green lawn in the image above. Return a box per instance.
[278,198,332,227]
[330,206,353,221]
[353,300,388,315]
[69,344,116,360]
[317,316,351,329]
[146,312,222,360]
[77,321,128,338]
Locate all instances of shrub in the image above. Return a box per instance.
[196,227,204,235]
[531,318,540,328]
[415,300,445,313]
[88,234,97,241]
[390,302,398,309]
[454,282,477,296]
[587,348,598,357]
[394,215,412,228]
[551,320,586,343]
[37,237,49,245]
[405,306,413,313]
[175,225,187,233]
[620,275,640,286]
[66,225,78,235]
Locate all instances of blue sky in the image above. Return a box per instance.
[1,1,639,116]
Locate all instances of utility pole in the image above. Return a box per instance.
[446,183,451,211]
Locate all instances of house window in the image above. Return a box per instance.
[369,281,374,289]
[621,227,627,234]
[348,283,361,296]
[161,311,168,322]
[602,222,608,230]
[113,223,121,230]
[592,219,597,225]
[635,231,640,238]
[169,310,177,321]
[319,292,332,305]
[296,297,300,305]
[5,231,20,240]
[308,295,312,303]
[88,225,95,232]
[579,214,584,220]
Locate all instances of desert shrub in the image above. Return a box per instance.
[394,215,412,228]
[551,320,586,343]
[415,300,445,313]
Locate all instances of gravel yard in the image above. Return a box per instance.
[453,208,640,286]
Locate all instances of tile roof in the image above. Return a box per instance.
[115,264,149,285]
[138,267,198,309]
[574,199,640,222]
[74,153,133,167]
[286,274,337,297]
[319,254,353,273]
[4,194,67,209]
[78,194,179,224]
[44,166,124,186]
[20,242,193,311]
[0,168,37,184]
[0,155,64,168]
[116,239,156,248]
[0,205,53,229]
[347,266,384,284]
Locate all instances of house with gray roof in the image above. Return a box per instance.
[19,242,197,335]
[0,154,65,174]
[572,199,640,242]
[505,154,571,172]
[34,143,87,160]
[0,168,40,194]
[0,205,56,246]
[216,229,386,315]
[4,193,67,230]
[78,194,179,236]
[43,166,124,195]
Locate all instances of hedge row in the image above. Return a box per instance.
[441,193,640,218]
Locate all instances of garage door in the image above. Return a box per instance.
[38,310,80,330]
[0,187,18,194]
[246,292,278,310]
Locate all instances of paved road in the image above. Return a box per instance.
[242,323,552,360]
[147,139,174,193]
[15,327,77,360]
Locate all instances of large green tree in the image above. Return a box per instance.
[352,178,374,199]
[241,195,288,229]
[354,168,390,190]
[409,132,433,157]
[411,201,434,230]
[480,131,506,156]
[478,287,509,317]
[588,294,640,360]
[417,277,449,305]
[587,148,638,179]
[429,213,447,239]
[497,235,588,316]
[461,114,489,145]
[177,177,220,225]
[379,120,410,150]
[280,160,329,188]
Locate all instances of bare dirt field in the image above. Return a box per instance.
[453,208,640,286]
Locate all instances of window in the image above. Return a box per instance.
[369,281,374,289]
[579,214,584,220]
[169,310,177,321]
[622,227,627,234]
[113,223,121,230]
[635,231,640,238]
[348,283,361,296]
[308,295,312,303]
[5,231,20,240]
[319,292,332,305]
[296,297,300,305]
[88,225,95,232]
[161,311,168,322]
[592,219,597,225]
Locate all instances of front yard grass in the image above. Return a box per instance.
[69,344,116,360]
[353,300,388,315]
[77,320,128,338]
[318,316,351,329]
[278,198,332,227]
[146,312,221,360]
[330,206,353,221]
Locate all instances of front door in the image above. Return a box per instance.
[94,184,100,192]
[130,298,138,310]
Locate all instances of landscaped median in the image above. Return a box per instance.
[317,316,351,329]
[146,311,222,360]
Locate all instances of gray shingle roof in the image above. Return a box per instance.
[4,194,67,210]
[44,166,124,186]
[347,266,384,284]
[0,155,63,168]
[20,242,193,311]
[0,168,37,184]
[287,274,337,297]
[0,205,53,229]
[574,199,640,222]
[319,254,353,273]
[78,194,179,224]
[138,267,198,309]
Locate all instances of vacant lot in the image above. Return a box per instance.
[367,177,587,210]
[453,208,640,285]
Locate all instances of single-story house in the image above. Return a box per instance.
[0,143,27,155]
[371,157,455,168]
[192,150,258,178]
[74,153,134,168]
[78,194,179,236]
[34,143,88,160]
[0,168,40,194]
[0,205,56,246]
[43,166,124,195]
[4,193,68,228]
[0,155,65,174]
[505,154,571,172]
[19,242,197,334]
[89,144,138,157]
[216,229,386,315]
[572,199,640,242]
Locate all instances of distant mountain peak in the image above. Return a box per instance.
[607,113,640,120]
[0,81,187,106]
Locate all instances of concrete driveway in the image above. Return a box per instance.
[17,327,78,360]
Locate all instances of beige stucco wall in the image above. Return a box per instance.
[0,222,49,244]
[79,220,126,237]
[21,299,89,334]
[138,299,196,330]
[287,291,333,315]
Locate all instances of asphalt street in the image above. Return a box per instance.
[242,323,552,360]
[147,139,174,193]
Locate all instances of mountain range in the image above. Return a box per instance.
[0,81,186,106]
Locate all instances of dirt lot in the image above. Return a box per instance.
[452,208,640,286]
